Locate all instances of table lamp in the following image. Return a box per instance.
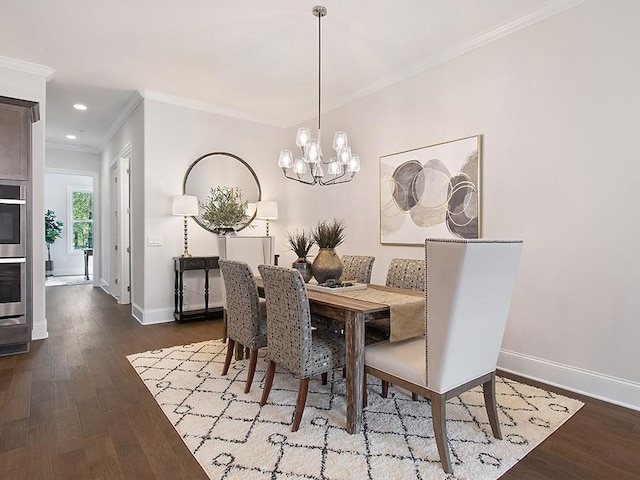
[172,195,199,257]
[256,201,278,237]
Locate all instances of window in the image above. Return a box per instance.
[70,188,93,251]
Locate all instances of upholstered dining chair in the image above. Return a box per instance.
[340,255,375,283]
[365,257,426,345]
[218,260,268,394]
[363,238,523,473]
[257,265,346,432]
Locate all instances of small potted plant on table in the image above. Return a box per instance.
[311,218,346,284]
[200,186,250,235]
[286,229,315,283]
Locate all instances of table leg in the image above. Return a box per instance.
[345,310,365,434]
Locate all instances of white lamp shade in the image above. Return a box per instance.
[256,201,278,220]
[172,195,199,216]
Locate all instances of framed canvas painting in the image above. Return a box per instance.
[380,135,481,245]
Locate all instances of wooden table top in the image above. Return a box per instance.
[255,278,422,317]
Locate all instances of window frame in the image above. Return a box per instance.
[67,186,94,254]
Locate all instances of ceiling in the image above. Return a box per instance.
[1,0,581,153]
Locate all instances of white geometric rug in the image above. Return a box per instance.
[127,340,583,480]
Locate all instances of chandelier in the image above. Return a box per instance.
[278,5,360,186]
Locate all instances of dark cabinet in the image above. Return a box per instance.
[0,95,38,356]
[0,99,38,181]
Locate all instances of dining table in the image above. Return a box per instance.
[255,278,424,434]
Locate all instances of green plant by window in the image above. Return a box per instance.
[45,209,63,262]
[286,229,316,259]
[312,218,346,249]
[200,186,250,232]
[71,190,93,250]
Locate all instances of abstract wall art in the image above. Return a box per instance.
[380,135,481,245]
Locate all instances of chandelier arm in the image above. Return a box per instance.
[319,172,355,186]
[281,169,318,185]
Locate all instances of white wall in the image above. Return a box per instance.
[44,172,93,275]
[287,0,639,408]
[101,98,144,308]
[0,61,51,340]
[140,99,286,323]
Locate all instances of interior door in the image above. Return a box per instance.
[109,155,131,304]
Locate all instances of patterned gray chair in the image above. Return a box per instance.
[340,255,375,283]
[219,260,267,394]
[385,258,426,291]
[366,258,427,346]
[258,265,346,432]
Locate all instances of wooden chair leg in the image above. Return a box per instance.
[222,310,228,343]
[363,374,368,407]
[260,361,276,406]
[235,342,243,360]
[321,372,328,385]
[432,394,452,474]
[381,380,389,398]
[222,339,235,375]
[245,349,259,393]
[412,392,419,401]
[245,346,250,359]
[342,366,346,378]
[291,378,310,432]
[483,373,502,439]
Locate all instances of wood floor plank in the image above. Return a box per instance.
[84,433,125,480]
[1,370,32,423]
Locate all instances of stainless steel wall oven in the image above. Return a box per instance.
[0,257,26,323]
[0,183,26,258]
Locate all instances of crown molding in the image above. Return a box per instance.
[140,89,285,128]
[316,0,587,125]
[101,90,144,149]
[46,141,101,154]
[0,56,55,79]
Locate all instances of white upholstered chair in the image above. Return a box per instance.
[364,238,523,473]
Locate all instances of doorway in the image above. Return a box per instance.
[44,170,97,285]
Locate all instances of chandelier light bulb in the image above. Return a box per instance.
[328,160,342,175]
[333,132,347,151]
[278,150,294,168]
[296,127,311,147]
[347,154,361,173]
[293,158,307,176]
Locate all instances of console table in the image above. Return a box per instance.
[173,256,224,322]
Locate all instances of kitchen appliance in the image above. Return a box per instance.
[0,257,26,322]
[0,183,26,258]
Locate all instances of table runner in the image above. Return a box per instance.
[329,287,424,342]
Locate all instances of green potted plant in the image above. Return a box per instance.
[45,209,63,276]
[286,229,316,283]
[311,218,346,284]
[200,186,250,234]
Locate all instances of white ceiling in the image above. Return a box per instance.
[0,0,582,152]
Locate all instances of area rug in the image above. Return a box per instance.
[127,340,583,480]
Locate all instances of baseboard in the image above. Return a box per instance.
[498,349,640,411]
[32,319,49,340]
[131,303,174,325]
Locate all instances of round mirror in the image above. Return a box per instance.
[183,152,261,232]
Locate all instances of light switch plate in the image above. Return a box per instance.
[147,235,163,247]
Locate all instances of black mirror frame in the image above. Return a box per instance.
[182,151,262,233]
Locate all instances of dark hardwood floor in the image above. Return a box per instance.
[0,284,639,479]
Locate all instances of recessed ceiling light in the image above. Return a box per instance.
[65,134,77,140]
[73,104,87,111]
